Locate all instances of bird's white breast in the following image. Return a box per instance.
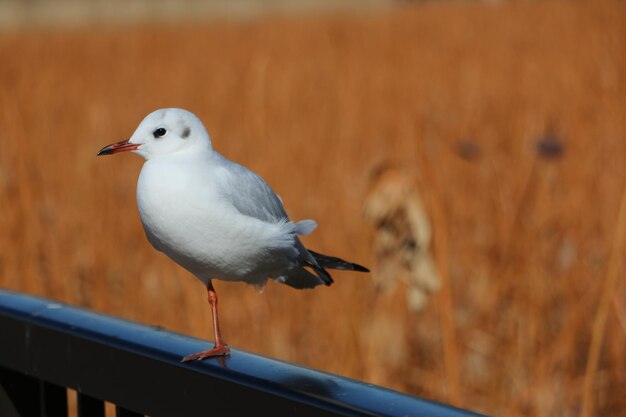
[136,154,297,284]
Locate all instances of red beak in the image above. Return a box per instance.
[97,139,140,156]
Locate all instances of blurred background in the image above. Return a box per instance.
[1,0,625,415]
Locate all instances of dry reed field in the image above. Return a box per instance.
[1,0,625,415]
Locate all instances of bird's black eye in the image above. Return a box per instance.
[153,128,167,138]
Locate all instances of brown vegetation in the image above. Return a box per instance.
[1,0,625,415]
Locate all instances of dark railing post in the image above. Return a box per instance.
[77,393,105,417]
[0,366,41,417]
[41,381,68,417]
[116,406,144,417]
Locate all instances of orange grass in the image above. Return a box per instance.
[1,0,625,415]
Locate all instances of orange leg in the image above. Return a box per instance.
[181,280,231,362]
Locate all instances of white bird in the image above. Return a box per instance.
[97,108,368,362]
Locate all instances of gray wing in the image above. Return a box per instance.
[213,153,289,223]
[213,153,331,288]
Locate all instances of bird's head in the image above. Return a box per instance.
[97,108,212,160]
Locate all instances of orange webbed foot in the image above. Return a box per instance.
[181,345,230,362]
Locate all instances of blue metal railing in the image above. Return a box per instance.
[0,289,486,417]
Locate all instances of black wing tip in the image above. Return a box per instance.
[318,267,334,286]
[350,263,370,273]
[304,260,334,286]
[308,249,370,273]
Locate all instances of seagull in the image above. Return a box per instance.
[97,108,369,362]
